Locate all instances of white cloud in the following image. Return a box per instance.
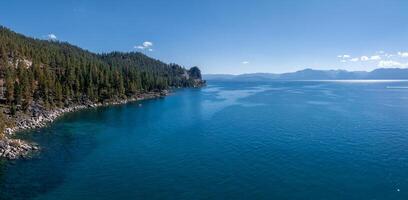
[376,51,393,58]
[398,51,408,57]
[337,55,350,58]
[143,41,153,47]
[134,41,154,51]
[338,51,405,64]
[242,61,249,65]
[47,33,57,40]
[354,55,381,61]
[370,55,381,60]
[378,60,408,68]
[360,56,369,61]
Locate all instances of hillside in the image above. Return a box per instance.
[0,26,205,138]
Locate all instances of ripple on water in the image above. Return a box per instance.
[2,80,408,200]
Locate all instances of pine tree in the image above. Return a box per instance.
[0,45,7,67]
[54,81,63,107]
[5,68,15,106]
[14,80,22,106]
[0,111,6,138]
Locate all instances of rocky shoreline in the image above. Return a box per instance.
[0,138,39,160]
[0,91,168,160]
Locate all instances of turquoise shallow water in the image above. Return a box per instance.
[1,80,408,199]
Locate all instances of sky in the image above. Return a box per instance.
[1,0,408,74]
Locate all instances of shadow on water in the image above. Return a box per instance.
[0,98,163,200]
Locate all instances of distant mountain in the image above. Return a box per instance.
[367,68,408,79]
[204,68,408,81]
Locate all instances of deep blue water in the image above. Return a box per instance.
[1,80,408,199]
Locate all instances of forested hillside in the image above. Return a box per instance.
[0,26,204,135]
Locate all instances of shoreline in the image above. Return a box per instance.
[0,90,168,160]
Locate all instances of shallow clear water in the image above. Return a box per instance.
[1,80,408,199]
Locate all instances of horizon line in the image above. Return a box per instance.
[204,67,408,76]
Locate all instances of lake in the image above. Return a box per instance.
[1,80,408,199]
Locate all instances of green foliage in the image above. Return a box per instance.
[0,26,203,113]
[4,68,14,105]
[0,111,7,138]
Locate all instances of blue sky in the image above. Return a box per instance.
[1,0,408,74]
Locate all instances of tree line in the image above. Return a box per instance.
[0,26,203,117]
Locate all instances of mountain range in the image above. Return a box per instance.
[204,68,408,81]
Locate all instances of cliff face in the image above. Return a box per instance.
[188,66,206,87]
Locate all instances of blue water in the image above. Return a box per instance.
[1,80,408,199]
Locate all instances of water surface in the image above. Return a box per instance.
[1,80,408,199]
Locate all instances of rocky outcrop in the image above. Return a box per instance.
[5,105,89,135]
[0,138,38,160]
[192,79,206,88]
